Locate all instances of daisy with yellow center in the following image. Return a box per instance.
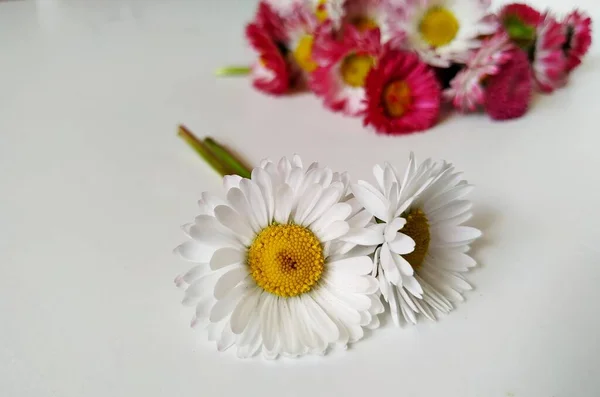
[309,23,382,116]
[391,0,497,67]
[344,155,481,325]
[174,156,382,358]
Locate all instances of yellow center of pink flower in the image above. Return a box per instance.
[383,80,412,117]
[315,0,329,22]
[350,16,379,32]
[419,7,460,48]
[293,35,318,73]
[340,53,375,87]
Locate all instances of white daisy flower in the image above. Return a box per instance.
[174,156,382,358]
[391,0,497,67]
[347,154,481,325]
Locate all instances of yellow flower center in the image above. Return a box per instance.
[247,224,325,298]
[350,16,379,32]
[401,209,430,269]
[419,7,460,48]
[315,0,329,22]
[293,35,318,73]
[383,80,412,118]
[340,53,375,87]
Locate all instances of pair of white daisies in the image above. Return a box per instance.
[175,154,481,358]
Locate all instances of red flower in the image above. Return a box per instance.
[484,49,533,120]
[245,2,296,96]
[246,23,290,96]
[363,48,441,134]
[562,9,593,72]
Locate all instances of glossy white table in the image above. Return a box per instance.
[2,1,599,396]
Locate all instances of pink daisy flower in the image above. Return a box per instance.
[484,48,533,120]
[562,10,593,72]
[363,48,441,134]
[310,23,382,115]
[531,13,567,93]
[445,32,514,112]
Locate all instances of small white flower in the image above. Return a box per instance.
[174,156,382,358]
[349,154,482,325]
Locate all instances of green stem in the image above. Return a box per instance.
[204,137,252,179]
[214,66,252,77]
[177,125,230,177]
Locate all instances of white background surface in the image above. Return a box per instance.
[2,0,599,396]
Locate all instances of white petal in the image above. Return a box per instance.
[399,287,419,313]
[274,184,294,224]
[175,264,207,287]
[223,174,242,191]
[217,325,236,352]
[428,200,472,223]
[412,296,436,321]
[393,251,415,276]
[182,273,219,305]
[387,286,401,326]
[424,184,474,213]
[288,298,314,350]
[292,154,303,168]
[260,294,278,352]
[380,243,401,285]
[209,283,251,323]
[302,183,344,226]
[403,275,424,298]
[301,294,339,344]
[366,314,380,330]
[383,164,399,198]
[369,295,385,314]
[328,288,372,312]
[432,226,482,244]
[347,209,374,229]
[190,215,239,247]
[210,247,243,270]
[388,232,415,255]
[384,217,406,242]
[341,228,384,246]
[318,220,350,242]
[214,205,253,244]
[174,241,211,263]
[230,288,261,334]
[324,273,379,294]
[253,170,275,222]
[240,179,268,228]
[294,183,323,225]
[312,289,361,329]
[227,188,261,233]
[329,256,374,276]
[292,297,320,351]
[310,202,352,233]
[351,182,389,221]
[430,250,476,271]
[214,266,247,299]
[373,164,385,192]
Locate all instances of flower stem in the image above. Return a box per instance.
[177,125,230,177]
[214,66,252,77]
[203,137,252,179]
